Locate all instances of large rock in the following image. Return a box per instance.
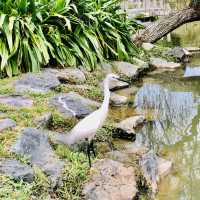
[112,61,142,79]
[33,113,52,129]
[14,72,60,93]
[110,93,128,106]
[140,152,172,193]
[101,63,113,73]
[83,159,137,200]
[109,79,129,91]
[150,57,181,69]
[0,118,16,132]
[0,95,33,108]
[185,47,200,53]
[132,57,150,71]
[166,47,191,61]
[45,68,86,84]
[113,115,146,140]
[50,92,100,119]
[11,128,65,187]
[0,158,34,183]
[184,67,200,78]
[140,151,158,193]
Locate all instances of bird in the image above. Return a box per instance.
[55,73,121,167]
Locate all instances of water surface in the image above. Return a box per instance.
[134,56,200,199]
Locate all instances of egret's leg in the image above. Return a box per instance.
[90,140,96,157]
[86,139,91,168]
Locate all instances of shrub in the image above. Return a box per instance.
[0,0,140,77]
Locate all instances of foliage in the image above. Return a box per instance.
[0,175,34,200]
[0,0,139,77]
[55,145,89,200]
[0,77,93,199]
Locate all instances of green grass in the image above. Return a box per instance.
[0,175,34,200]
[0,70,110,200]
[54,145,89,200]
[140,43,178,63]
[0,64,155,199]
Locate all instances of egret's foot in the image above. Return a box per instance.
[85,138,92,168]
[90,140,96,157]
[87,141,92,168]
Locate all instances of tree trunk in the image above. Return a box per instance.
[134,7,200,44]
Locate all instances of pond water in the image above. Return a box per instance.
[154,6,200,198]
[131,48,200,200]
[111,53,200,199]
[135,54,200,200]
[122,2,200,199]
[170,22,200,48]
[131,2,200,198]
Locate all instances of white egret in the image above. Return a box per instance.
[56,73,121,167]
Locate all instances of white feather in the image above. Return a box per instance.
[56,73,119,146]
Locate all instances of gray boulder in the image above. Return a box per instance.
[34,113,53,129]
[185,47,200,53]
[140,151,158,193]
[83,159,137,200]
[150,57,181,69]
[0,118,16,132]
[110,93,128,106]
[50,92,100,119]
[108,79,129,91]
[132,57,150,71]
[113,115,146,140]
[11,128,65,187]
[0,158,34,183]
[112,61,141,79]
[140,151,172,194]
[166,47,191,61]
[0,95,33,108]
[58,68,86,84]
[14,72,60,93]
[45,68,86,84]
[101,63,113,73]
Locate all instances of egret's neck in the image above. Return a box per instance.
[101,79,110,110]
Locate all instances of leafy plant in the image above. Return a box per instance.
[0,0,140,77]
[0,0,52,76]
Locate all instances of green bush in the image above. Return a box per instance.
[0,0,139,77]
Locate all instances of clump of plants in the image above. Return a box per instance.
[0,0,140,77]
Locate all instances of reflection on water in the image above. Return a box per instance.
[135,83,197,147]
[172,22,200,48]
[133,62,200,199]
[184,67,200,78]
